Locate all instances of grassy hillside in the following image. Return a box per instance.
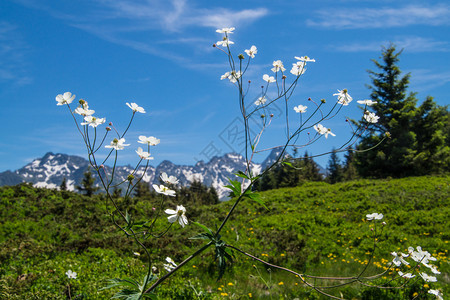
[0,175,448,299]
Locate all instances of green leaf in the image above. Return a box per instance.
[125,210,133,230]
[139,274,157,293]
[283,161,293,167]
[192,221,213,236]
[214,240,234,280]
[282,161,302,170]
[132,221,148,229]
[189,232,214,240]
[100,277,139,291]
[244,191,268,210]
[110,290,141,300]
[224,179,242,197]
[235,170,250,180]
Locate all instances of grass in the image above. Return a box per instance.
[0,175,449,299]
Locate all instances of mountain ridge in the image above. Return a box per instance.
[0,149,325,199]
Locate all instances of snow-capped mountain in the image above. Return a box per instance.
[0,148,322,199]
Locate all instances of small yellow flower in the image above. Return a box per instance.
[424,284,429,289]
[227,282,234,286]
[280,253,285,257]
[413,292,418,297]
[218,287,222,291]
[248,293,252,298]
[278,281,284,285]
[221,292,228,296]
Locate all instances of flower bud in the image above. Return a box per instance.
[109,122,113,126]
[270,114,274,118]
[382,222,386,226]
[106,127,111,131]
[282,75,287,79]
[127,174,134,181]
[261,114,265,118]
[79,99,86,105]
[248,80,251,83]
[321,99,326,104]
[370,228,374,231]
[385,132,391,138]
[345,119,348,122]
[213,44,216,47]
[238,54,245,60]
[308,97,312,101]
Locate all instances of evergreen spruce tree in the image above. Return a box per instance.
[355,44,449,177]
[253,151,322,191]
[342,150,359,181]
[60,177,68,191]
[411,97,450,174]
[206,187,219,205]
[112,187,123,198]
[76,168,100,196]
[134,181,151,198]
[355,45,418,177]
[326,149,343,184]
[301,152,322,182]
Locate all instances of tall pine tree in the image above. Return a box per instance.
[355,45,449,177]
[76,168,100,196]
[355,45,418,177]
[411,97,450,174]
[326,149,343,184]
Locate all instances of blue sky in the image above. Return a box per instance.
[1,0,449,172]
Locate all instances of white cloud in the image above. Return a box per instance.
[97,0,269,32]
[14,0,269,65]
[0,22,32,85]
[409,69,450,92]
[307,4,450,29]
[333,36,449,53]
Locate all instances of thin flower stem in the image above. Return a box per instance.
[144,242,213,294]
[121,112,135,138]
[67,283,72,300]
[225,244,345,300]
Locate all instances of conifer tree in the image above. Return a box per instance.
[326,149,343,184]
[355,45,418,177]
[113,187,123,198]
[300,152,322,182]
[60,177,68,191]
[342,150,359,181]
[134,181,151,198]
[411,97,450,174]
[355,44,449,177]
[76,168,100,196]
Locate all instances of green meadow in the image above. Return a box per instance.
[1,175,448,299]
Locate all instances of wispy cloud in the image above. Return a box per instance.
[15,0,269,67]
[307,4,450,29]
[0,21,32,86]
[409,69,450,93]
[97,0,268,32]
[332,36,449,53]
